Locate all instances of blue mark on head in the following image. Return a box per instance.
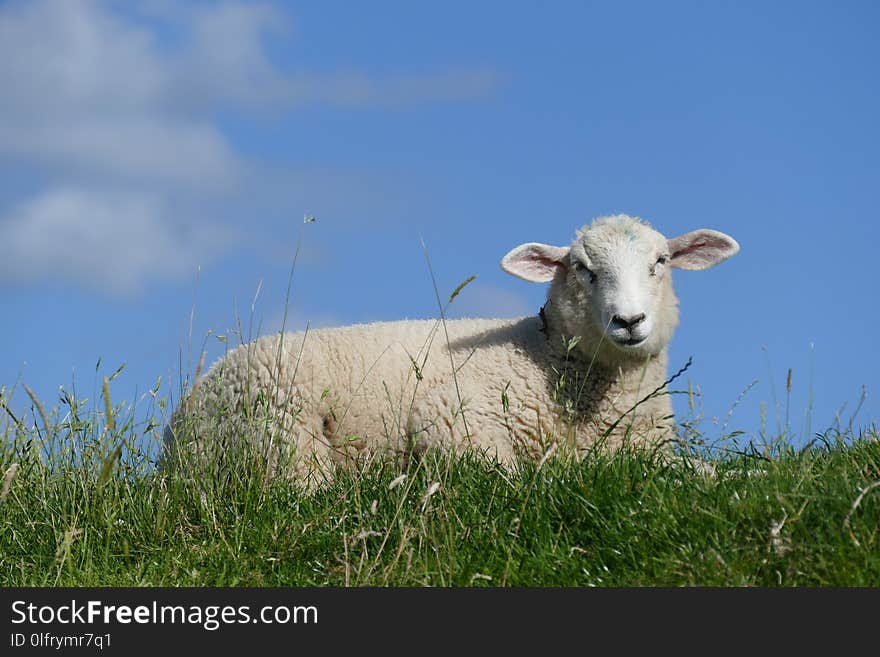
[624,229,637,243]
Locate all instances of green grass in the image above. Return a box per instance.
[1,380,878,586]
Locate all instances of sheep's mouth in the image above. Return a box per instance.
[610,335,647,348]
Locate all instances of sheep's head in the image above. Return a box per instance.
[501,214,739,363]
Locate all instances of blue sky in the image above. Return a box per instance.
[1,0,877,449]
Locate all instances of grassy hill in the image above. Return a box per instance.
[1,382,877,586]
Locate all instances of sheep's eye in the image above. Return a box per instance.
[573,261,597,283]
[650,254,669,277]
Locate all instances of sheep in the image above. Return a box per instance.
[164,214,739,484]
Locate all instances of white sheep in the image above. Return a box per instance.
[165,214,739,483]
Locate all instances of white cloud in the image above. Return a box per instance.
[0,187,228,295]
[147,2,500,110]
[168,1,293,109]
[0,1,166,118]
[0,0,499,295]
[0,119,239,190]
[0,0,247,187]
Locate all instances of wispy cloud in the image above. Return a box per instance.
[283,69,501,109]
[0,0,500,295]
[0,120,240,190]
[0,0,240,188]
[0,186,230,295]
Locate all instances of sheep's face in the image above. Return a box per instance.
[501,214,739,360]
[567,219,671,353]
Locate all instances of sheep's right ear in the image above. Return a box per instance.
[501,243,570,283]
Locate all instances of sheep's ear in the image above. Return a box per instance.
[501,243,570,283]
[667,229,740,271]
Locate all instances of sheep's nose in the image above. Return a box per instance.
[611,313,646,331]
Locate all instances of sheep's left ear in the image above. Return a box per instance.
[501,243,570,283]
[667,229,740,271]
